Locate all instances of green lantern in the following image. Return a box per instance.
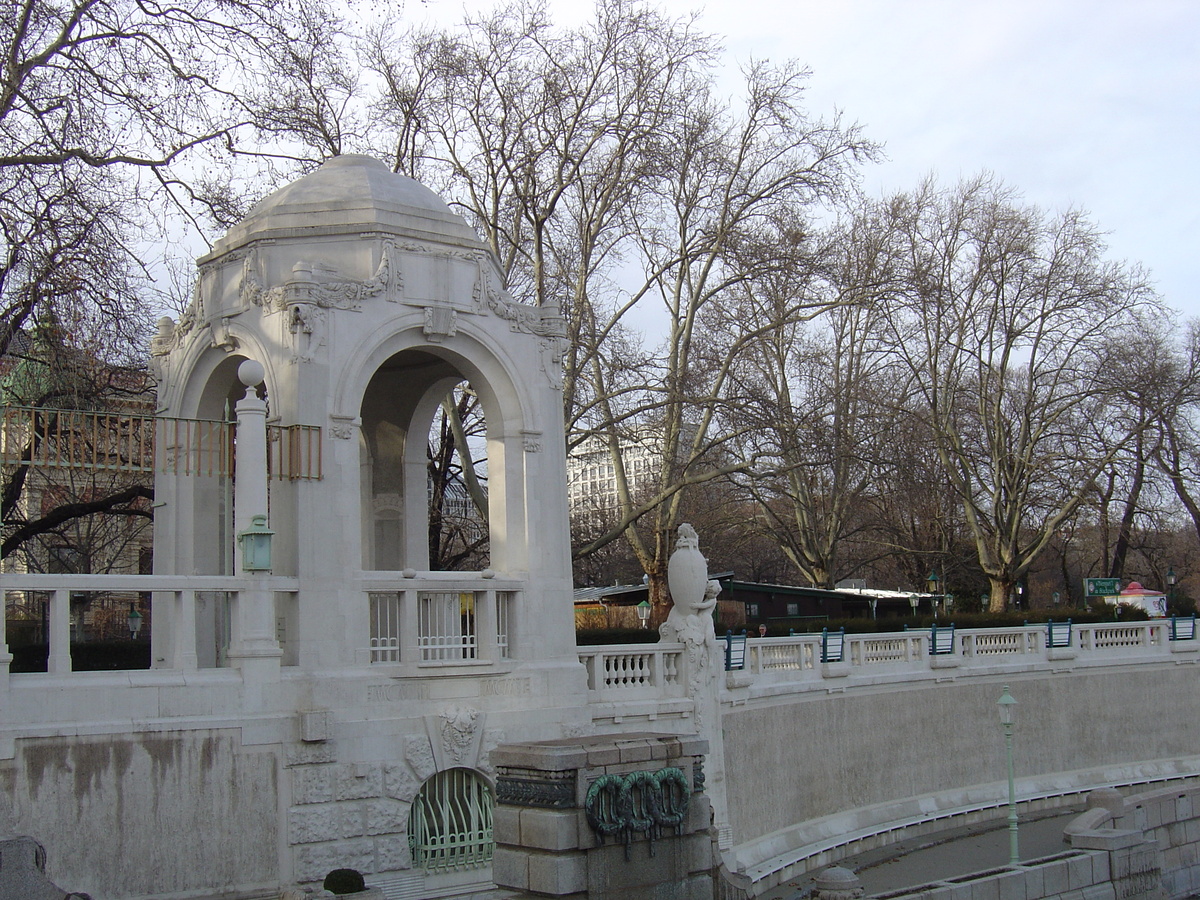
[237,514,275,572]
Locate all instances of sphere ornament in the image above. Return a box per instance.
[237,358,265,388]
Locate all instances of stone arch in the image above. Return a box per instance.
[351,328,531,574]
[171,349,274,577]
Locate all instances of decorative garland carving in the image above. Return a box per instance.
[495,767,576,809]
[583,768,690,860]
[439,704,479,763]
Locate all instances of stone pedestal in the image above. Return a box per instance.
[491,733,713,900]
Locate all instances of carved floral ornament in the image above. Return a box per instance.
[156,238,569,389]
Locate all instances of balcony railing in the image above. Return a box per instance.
[0,406,321,480]
[361,573,521,668]
[1,572,299,673]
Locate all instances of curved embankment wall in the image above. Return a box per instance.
[721,661,1200,881]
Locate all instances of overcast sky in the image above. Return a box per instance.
[417,0,1199,320]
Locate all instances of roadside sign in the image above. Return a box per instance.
[1085,577,1121,597]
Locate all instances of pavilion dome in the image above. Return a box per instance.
[210,154,483,256]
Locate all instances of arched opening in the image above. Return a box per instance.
[360,350,490,572]
[408,768,494,871]
[191,354,259,576]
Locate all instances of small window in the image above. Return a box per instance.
[746,602,759,618]
[786,603,800,617]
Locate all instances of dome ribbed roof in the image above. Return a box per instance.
[209,155,482,256]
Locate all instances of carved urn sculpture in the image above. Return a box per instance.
[667,524,708,613]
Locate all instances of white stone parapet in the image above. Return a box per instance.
[579,620,1195,716]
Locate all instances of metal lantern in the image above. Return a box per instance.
[636,599,651,629]
[237,514,275,572]
[926,571,940,594]
[127,603,144,640]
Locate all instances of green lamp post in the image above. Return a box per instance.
[997,685,1019,865]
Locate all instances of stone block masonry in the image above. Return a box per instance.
[491,733,714,900]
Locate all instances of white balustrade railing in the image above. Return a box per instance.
[0,572,299,675]
[578,642,686,700]
[359,572,525,668]
[578,619,1198,704]
[849,632,923,666]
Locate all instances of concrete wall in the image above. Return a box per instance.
[0,729,279,899]
[719,661,1200,885]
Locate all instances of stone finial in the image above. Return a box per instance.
[813,866,864,900]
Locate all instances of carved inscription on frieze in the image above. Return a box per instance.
[480,678,532,697]
[366,683,430,703]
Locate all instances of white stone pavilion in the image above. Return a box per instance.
[1,155,591,899]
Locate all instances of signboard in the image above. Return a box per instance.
[1085,577,1121,597]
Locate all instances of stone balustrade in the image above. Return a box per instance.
[0,572,300,676]
[577,620,1198,716]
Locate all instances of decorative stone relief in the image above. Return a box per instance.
[472,256,569,337]
[495,766,576,809]
[538,336,566,390]
[434,704,482,768]
[175,269,204,338]
[422,305,458,342]
[286,302,327,364]
[209,315,239,352]
[240,249,265,308]
[329,415,359,440]
[403,734,436,782]
[522,431,542,453]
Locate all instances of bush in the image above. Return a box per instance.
[9,642,151,673]
[576,628,659,645]
[323,869,366,895]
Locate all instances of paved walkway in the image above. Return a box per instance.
[761,808,1084,899]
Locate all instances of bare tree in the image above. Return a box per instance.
[1149,321,1200,554]
[730,201,907,588]
[372,0,875,611]
[879,175,1163,612]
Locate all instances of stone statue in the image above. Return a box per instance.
[660,525,719,719]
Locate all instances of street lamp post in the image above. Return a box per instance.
[997,685,1019,865]
[926,572,940,619]
[636,599,651,629]
[1168,566,1177,609]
